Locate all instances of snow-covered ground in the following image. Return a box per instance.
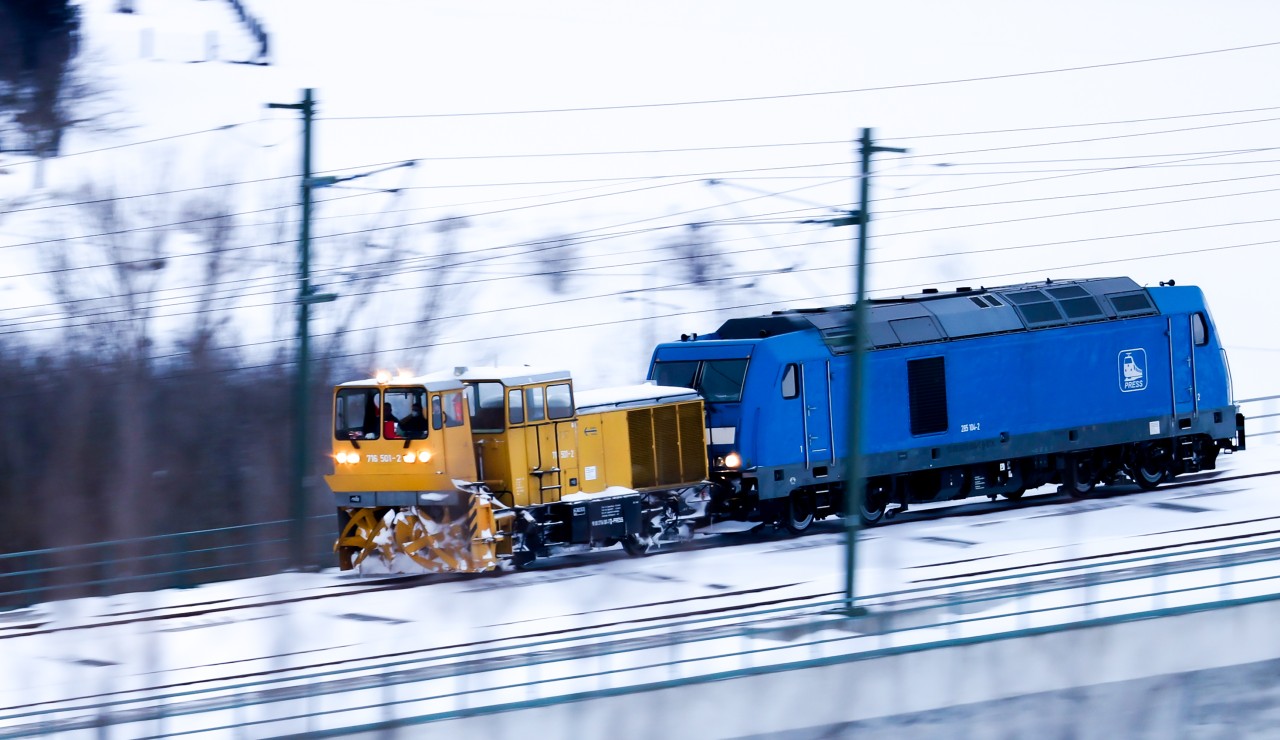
[3,1,1280,735]
[3,442,1279,737]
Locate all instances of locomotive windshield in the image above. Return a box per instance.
[335,386,428,440]
[652,359,749,402]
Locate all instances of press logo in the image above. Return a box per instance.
[1118,349,1147,392]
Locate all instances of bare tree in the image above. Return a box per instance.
[533,233,579,295]
[666,222,725,286]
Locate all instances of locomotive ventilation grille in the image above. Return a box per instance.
[627,402,707,489]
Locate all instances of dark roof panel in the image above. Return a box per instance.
[713,277,1155,353]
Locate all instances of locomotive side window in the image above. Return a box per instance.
[526,386,546,422]
[652,360,699,389]
[1192,312,1209,346]
[508,389,524,425]
[441,391,465,427]
[907,357,949,436]
[546,383,574,419]
[431,395,443,430]
[466,381,506,433]
[781,364,799,399]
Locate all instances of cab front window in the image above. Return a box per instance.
[650,359,749,402]
[336,387,429,440]
[335,388,381,440]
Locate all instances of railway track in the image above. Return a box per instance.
[4,464,1276,643]
[4,464,1280,733]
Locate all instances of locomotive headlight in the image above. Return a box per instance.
[335,451,351,464]
[404,452,417,463]
[724,452,742,469]
[418,450,432,463]
[375,370,391,384]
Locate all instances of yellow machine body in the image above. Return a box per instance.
[323,367,708,573]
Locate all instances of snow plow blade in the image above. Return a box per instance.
[335,494,500,574]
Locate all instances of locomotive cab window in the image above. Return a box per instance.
[465,381,505,433]
[526,386,546,422]
[431,395,443,430]
[1192,312,1209,346]
[385,387,428,439]
[335,388,381,440]
[652,360,699,389]
[440,391,465,428]
[781,364,799,399]
[547,383,574,419]
[700,359,749,402]
[651,358,748,401]
[508,388,524,425]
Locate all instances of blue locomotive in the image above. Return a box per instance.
[648,277,1246,530]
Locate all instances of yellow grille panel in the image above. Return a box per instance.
[627,410,656,488]
[678,402,707,481]
[626,401,706,489]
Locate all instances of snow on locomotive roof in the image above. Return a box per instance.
[712,276,1162,352]
[336,375,466,390]
[372,366,572,386]
[575,384,701,412]
[445,366,571,385]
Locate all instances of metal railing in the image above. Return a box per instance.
[0,396,1275,734]
[5,528,1280,738]
[0,516,335,608]
[1240,393,1280,439]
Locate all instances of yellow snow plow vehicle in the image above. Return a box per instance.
[325,367,708,573]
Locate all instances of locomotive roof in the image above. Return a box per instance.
[713,276,1161,352]
[337,366,571,388]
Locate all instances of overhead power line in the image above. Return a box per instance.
[883,104,1280,141]
[316,42,1280,120]
[8,211,1279,339]
[8,107,1278,216]
[0,122,251,169]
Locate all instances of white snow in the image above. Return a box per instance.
[561,485,639,502]
[575,384,700,411]
[3,442,1279,736]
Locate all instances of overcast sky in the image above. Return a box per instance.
[4,0,1278,391]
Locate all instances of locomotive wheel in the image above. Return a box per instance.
[854,484,888,526]
[1129,444,1168,491]
[858,496,886,526]
[1063,455,1097,498]
[1001,487,1026,501]
[782,493,815,534]
[621,533,653,557]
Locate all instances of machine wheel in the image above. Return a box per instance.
[1001,487,1026,501]
[858,492,886,526]
[621,533,653,557]
[1063,455,1097,498]
[782,493,815,534]
[1130,444,1168,491]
